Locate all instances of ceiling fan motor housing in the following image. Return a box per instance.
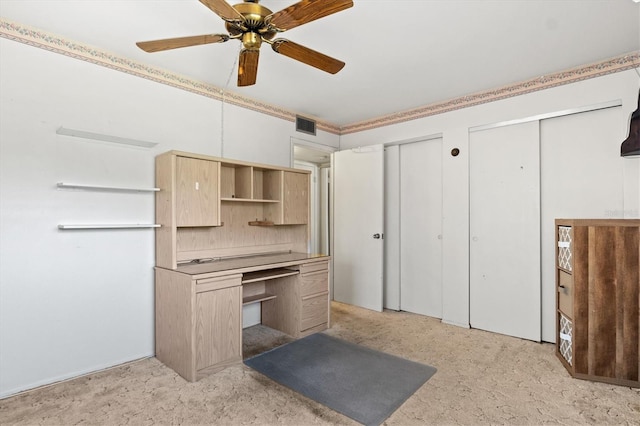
[227,2,277,43]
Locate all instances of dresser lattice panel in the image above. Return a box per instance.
[558,226,572,271]
[559,313,573,366]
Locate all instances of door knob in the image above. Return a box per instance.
[373,233,381,239]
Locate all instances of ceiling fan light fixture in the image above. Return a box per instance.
[242,32,262,49]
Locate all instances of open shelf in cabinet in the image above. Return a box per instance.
[242,293,277,305]
[220,164,281,202]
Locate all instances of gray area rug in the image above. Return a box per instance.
[244,332,436,426]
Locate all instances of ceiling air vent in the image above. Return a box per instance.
[296,116,316,136]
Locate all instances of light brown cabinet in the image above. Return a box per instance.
[282,171,309,225]
[176,156,219,227]
[155,270,243,381]
[261,170,309,225]
[299,261,330,332]
[260,260,329,337]
[155,151,311,269]
[154,150,328,382]
[555,219,640,388]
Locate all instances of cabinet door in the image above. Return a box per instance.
[195,285,242,371]
[282,171,309,225]
[176,157,219,226]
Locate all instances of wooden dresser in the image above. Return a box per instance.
[555,219,640,387]
[154,151,330,381]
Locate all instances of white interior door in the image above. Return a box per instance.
[333,145,384,312]
[469,121,541,341]
[400,139,443,317]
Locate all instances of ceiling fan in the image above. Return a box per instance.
[136,0,353,87]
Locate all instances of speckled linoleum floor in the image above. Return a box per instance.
[1,301,639,425]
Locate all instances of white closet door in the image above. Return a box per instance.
[470,121,541,341]
[333,146,385,312]
[384,145,401,310]
[400,139,443,317]
[540,106,626,342]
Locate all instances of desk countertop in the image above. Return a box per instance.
[163,252,330,277]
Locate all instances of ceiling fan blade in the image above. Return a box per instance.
[199,0,245,22]
[267,0,353,31]
[238,49,259,86]
[136,34,229,52]
[271,39,345,74]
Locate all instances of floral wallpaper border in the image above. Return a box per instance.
[1,18,638,136]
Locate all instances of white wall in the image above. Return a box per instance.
[341,69,640,339]
[0,39,339,397]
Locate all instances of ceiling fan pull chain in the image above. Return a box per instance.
[220,43,242,157]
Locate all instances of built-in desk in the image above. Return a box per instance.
[155,253,330,382]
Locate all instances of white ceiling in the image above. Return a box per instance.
[1,0,639,127]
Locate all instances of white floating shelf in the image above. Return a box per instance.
[58,224,161,230]
[57,182,159,192]
[56,127,158,148]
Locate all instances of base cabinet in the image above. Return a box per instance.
[195,285,242,372]
[555,219,640,388]
[155,268,243,382]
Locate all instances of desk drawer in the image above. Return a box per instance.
[300,261,329,275]
[301,293,328,331]
[196,275,242,293]
[300,270,328,297]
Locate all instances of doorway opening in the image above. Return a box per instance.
[291,139,334,256]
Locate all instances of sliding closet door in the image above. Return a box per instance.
[469,121,541,341]
[399,139,443,317]
[540,106,626,342]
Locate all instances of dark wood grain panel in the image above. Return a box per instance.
[573,225,590,374]
[588,226,616,378]
[616,226,639,381]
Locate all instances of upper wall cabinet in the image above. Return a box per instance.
[176,156,220,227]
[281,171,309,225]
[155,151,310,269]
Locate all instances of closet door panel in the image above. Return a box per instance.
[540,106,627,342]
[399,139,443,318]
[469,121,541,341]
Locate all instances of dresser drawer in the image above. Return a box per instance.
[558,270,573,318]
[300,270,328,297]
[301,293,328,331]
